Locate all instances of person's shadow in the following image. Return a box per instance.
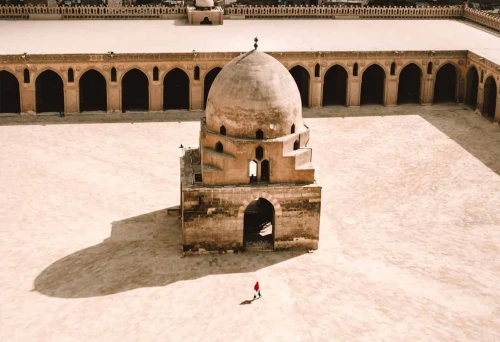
[33,209,304,298]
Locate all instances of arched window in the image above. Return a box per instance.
[256,146,264,160]
[23,68,30,84]
[111,67,117,82]
[353,63,359,77]
[390,62,396,76]
[256,129,264,140]
[261,160,270,182]
[194,66,200,81]
[293,140,299,150]
[220,125,226,136]
[215,141,223,153]
[427,62,433,75]
[68,68,74,83]
[249,161,258,183]
[291,124,295,134]
[153,67,159,81]
[314,63,320,78]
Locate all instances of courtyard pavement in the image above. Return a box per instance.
[1,104,500,341]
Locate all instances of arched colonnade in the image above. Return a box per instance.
[0,57,498,122]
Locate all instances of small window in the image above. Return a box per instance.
[256,146,264,160]
[198,196,204,205]
[314,64,320,78]
[68,68,74,83]
[480,70,484,83]
[256,129,264,140]
[353,63,358,77]
[249,160,258,183]
[261,160,270,182]
[194,66,200,81]
[220,125,226,136]
[427,62,433,75]
[293,140,299,151]
[153,67,159,81]
[215,141,223,153]
[291,124,295,134]
[111,67,117,82]
[390,62,396,76]
[194,174,202,182]
[23,68,30,84]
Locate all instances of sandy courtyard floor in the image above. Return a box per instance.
[1,104,500,341]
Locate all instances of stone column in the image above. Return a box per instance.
[495,95,500,123]
[457,76,465,103]
[150,84,162,112]
[191,81,202,110]
[476,85,485,114]
[20,84,35,116]
[347,78,361,107]
[421,75,435,105]
[65,83,78,114]
[108,83,121,113]
[384,78,398,107]
[310,78,322,108]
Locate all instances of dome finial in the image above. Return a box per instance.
[254,37,258,50]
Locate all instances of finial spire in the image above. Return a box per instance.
[254,37,258,50]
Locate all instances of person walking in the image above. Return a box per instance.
[253,281,262,300]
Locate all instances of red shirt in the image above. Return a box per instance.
[254,282,259,291]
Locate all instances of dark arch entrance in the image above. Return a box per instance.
[465,67,479,109]
[290,66,310,107]
[79,69,107,112]
[323,65,347,106]
[203,67,221,109]
[398,63,421,104]
[122,69,149,112]
[483,77,497,121]
[243,198,274,249]
[0,71,20,113]
[163,68,189,110]
[36,70,64,113]
[434,64,457,103]
[361,64,385,105]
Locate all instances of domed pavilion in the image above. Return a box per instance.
[180,46,321,253]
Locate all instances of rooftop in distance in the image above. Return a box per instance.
[0,19,499,63]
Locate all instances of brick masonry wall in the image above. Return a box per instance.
[182,185,321,252]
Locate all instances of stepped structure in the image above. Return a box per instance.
[180,46,321,253]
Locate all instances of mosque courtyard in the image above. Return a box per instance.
[1,104,500,341]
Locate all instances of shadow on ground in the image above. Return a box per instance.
[33,209,304,298]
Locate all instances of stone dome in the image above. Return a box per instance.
[205,50,303,140]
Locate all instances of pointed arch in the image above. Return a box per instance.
[203,67,222,109]
[122,68,149,112]
[434,63,457,103]
[323,64,348,107]
[397,63,422,104]
[0,70,20,113]
[483,76,497,121]
[361,64,386,105]
[215,141,223,153]
[289,65,310,107]
[163,68,189,110]
[35,69,64,113]
[79,69,107,112]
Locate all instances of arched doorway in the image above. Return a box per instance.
[361,64,385,105]
[290,65,310,107]
[243,198,274,249]
[0,70,20,113]
[122,69,149,112]
[397,63,421,104]
[36,70,64,113]
[483,76,497,121]
[323,65,347,106]
[434,63,457,103]
[79,69,107,112]
[465,67,479,109]
[203,67,221,109]
[163,68,189,110]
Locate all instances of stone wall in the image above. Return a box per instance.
[181,185,321,252]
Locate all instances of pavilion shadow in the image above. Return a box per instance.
[33,209,304,298]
